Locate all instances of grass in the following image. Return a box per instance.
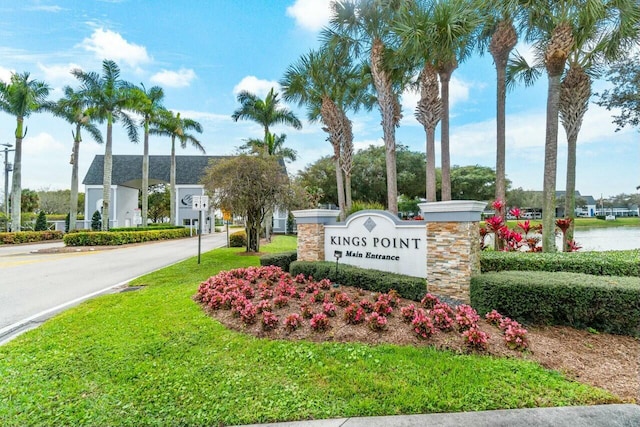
[0,235,617,426]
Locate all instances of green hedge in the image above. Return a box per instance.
[290,261,426,301]
[0,230,64,244]
[109,225,184,232]
[229,230,247,248]
[259,251,297,271]
[471,271,640,336]
[63,228,191,246]
[480,250,639,277]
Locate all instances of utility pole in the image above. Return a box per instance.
[2,143,14,230]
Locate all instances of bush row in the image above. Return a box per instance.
[290,261,426,302]
[471,270,640,337]
[63,228,191,246]
[109,225,184,232]
[259,251,297,271]
[0,230,64,244]
[480,250,639,277]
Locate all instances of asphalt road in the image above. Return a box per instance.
[0,232,228,342]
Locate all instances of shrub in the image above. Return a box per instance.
[400,304,417,323]
[110,225,184,232]
[480,250,639,277]
[462,326,489,351]
[455,304,480,332]
[485,310,503,326]
[64,213,70,233]
[322,301,337,317]
[310,313,329,332]
[284,313,302,332]
[63,228,191,246]
[229,230,247,247]
[503,321,529,351]
[35,211,48,231]
[412,309,435,339]
[471,270,640,336]
[0,230,63,244]
[290,261,426,301]
[300,303,314,319]
[421,293,440,309]
[91,210,101,231]
[431,303,455,331]
[347,200,385,217]
[367,312,388,331]
[259,251,297,272]
[273,295,289,309]
[344,303,365,325]
[261,311,279,331]
[256,300,272,313]
[334,292,351,307]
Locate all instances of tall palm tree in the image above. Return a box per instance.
[325,0,408,214]
[150,110,204,225]
[131,84,166,227]
[281,47,373,220]
[239,131,297,163]
[51,86,103,231]
[231,88,302,140]
[428,0,481,201]
[476,0,520,212]
[72,59,139,230]
[0,72,50,231]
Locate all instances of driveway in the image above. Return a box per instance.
[0,232,228,343]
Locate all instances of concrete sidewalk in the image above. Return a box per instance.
[239,404,640,427]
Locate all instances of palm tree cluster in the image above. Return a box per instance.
[0,59,203,231]
[274,0,638,251]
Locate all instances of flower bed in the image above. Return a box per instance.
[194,266,529,354]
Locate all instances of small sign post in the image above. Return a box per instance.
[193,195,209,264]
[222,209,231,247]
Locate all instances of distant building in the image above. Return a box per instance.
[82,155,290,231]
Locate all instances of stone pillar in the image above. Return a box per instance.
[291,209,338,262]
[418,201,486,303]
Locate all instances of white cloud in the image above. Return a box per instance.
[27,5,64,12]
[286,0,332,32]
[150,68,196,88]
[172,110,231,123]
[0,66,13,83]
[37,62,82,85]
[23,132,66,156]
[78,28,151,69]
[233,76,280,97]
[353,138,383,152]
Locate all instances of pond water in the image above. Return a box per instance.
[566,226,640,252]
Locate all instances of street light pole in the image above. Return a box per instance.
[2,143,14,229]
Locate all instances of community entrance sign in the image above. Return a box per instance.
[324,211,426,277]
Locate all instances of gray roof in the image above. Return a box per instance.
[555,190,597,205]
[82,155,231,187]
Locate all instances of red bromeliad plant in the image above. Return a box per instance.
[555,217,577,252]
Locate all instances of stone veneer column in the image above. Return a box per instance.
[418,201,486,303]
[291,209,339,262]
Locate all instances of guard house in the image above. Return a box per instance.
[82,154,290,230]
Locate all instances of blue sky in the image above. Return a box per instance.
[0,0,637,201]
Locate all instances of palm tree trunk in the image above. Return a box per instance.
[416,64,441,202]
[426,127,437,202]
[334,150,346,221]
[69,125,81,231]
[170,136,176,226]
[495,55,508,212]
[439,70,452,201]
[102,120,113,231]
[541,74,562,252]
[344,173,352,213]
[142,125,149,227]
[564,132,577,251]
[10,118,24,231]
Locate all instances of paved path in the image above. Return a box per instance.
[240,404,640,427]
[0,232,227,343]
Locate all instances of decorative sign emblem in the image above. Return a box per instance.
[363,217,377,232]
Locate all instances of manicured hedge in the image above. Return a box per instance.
[63,228,191,246]
[0,230,64,244]
[229,230,247,248]
[259,251,297,271]
[480,250,639,277]
[290,261,426,301]
[109,225,184,232]
[471,270,640,336]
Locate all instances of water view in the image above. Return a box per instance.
[566,227,640,252]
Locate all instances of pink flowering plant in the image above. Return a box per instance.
[261,311,279,331]
[322,301,337,317]
[344,303,366,325]
[455,304,480,332]
[411,309,435,339]
[484,310,503,326]
[400,304,417,323]
[420,293,440,309]
[462,326,489,351]
[310,313,330,332]
[334,292,352,307]
[367,312,388,331]
[284,313,303,332]
[430,302,455,331]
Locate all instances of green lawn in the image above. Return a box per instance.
[0,236,616,426]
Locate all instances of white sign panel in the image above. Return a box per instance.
[192,195,201,210]
[324,211,426,278]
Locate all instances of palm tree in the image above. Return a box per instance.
[232,88,302,140]
[150,110,204,225]
[51,86,103,231]
[281,47,373,220]
[476,0,520,212]
[131,84,166,227]
[239,131,297,163]
[325,0,408,214]
[428,0,481,201]
[0,72,50,231]
[72,59,139,230]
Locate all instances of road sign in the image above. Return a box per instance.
[192,195,201,210]
[201,195,209,210]
[222,209,231,221]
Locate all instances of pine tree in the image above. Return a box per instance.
[91,210,102,231]
[35,211,48,231]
